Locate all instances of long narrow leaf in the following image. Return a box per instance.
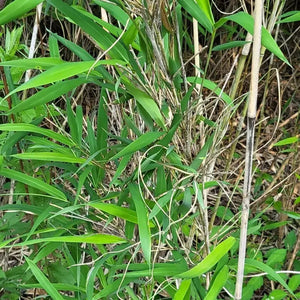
[178,0,213,33]
[47,0,129,62]
[177,237,235,278]
[5,60,124,98]
[0,0,43,25]
[25,257,65,300]
[110,131,165,161]
[8,78,89,114]
[7,234,126,248]
[0,57,64,69]
[129,184,151,265]
[0,168,67,201]
[11,152,87,164]
[0,123,74,146]
[124,83,166,129]
[174,279,191,300]
[204,265,229,300]
[215,12,290,66]
[245,259,295,297]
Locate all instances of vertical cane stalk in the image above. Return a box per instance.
[234,1,263,299]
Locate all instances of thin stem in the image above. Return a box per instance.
[234,1,263,299]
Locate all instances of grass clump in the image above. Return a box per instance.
[0,0,299,299]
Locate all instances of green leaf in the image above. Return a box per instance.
[93,0,129,26]
[110,131,165,161]
[129,184,151,265]
[0,57,64,69]
[212,41,250,51]
[245,259,295,297]
[215,12,290,66]
[178,0,213,33]
[92,278,132,300]
[204,265,228,300]
[25,257,65,300]
[49,32,94,61]
[7,234,126,248]
[47,0,129,62]
[115,262,188,278]
[11,152,87,164]
[278,11,300,23]
[174,279,191,300]
[0,168,67,201]
[186,77,233,106]
[4,60,124,99]
[124,83,166,129]
[89,202,139,225]
[176,237,235,278]
[110,154,132,186]
[288,275,300,292]
[196,0,215,24]
[8,78,88,114]
[273,136,299,146]
[0,0,43,25]
[0,123,74,146]
[190,133,214,170]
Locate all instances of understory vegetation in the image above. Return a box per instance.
[0,0,299,299]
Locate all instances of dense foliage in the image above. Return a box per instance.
[0,0,299,299]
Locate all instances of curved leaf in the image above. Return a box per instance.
[5,60,124,98]
[0,168,67,201]
[178,0,213,33]
[129,184,151,265]
[110,131,165,161]
[0,123,74,146]
[204,265,229,300]
[0,0,43,25]
[215,12,290,66]
[176,237,235,278]
[25,257,65,300]
[11,152,87,164]
[9,78,89,114]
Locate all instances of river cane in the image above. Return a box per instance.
[234,1,264,299]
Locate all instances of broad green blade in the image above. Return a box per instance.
[129,184,152,265]
[47,0,129,62]
[11,152,87,164]
[4,60,124,98]
[204,265,229,300]
[0,0,43,25]
[212,41,250,51]
[9,78,89,114]
[93,0,129,26]
[215,12,290,66]
[174,279,191,300]
[0,169,67,201]
[89,202,138,225]
[190,133,215,170]
[0,123,74,146]
[25,257,65,300]
[178,0,213,33]
[273,136,299,146]
[124,83,166,129]
[0,57,64,69]
[176,237,235,278]
[278,11,300,23]
[245,259,295,297]
[187,77,233,106]
[9,234,126,247]
[196,0,215,24]
[110,131,165,161]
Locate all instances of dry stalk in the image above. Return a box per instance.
[234,1,263,299]
[24,3,43,84]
